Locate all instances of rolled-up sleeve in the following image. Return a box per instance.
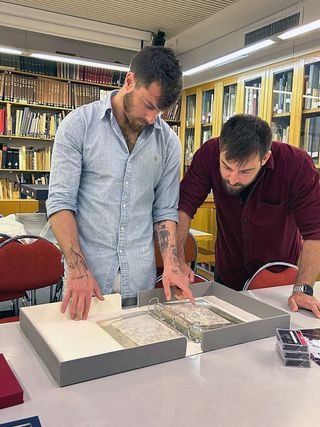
[152,133,181,224]
[179,141,213,218]
[46,109,85,217]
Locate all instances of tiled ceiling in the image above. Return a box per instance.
[2,0,240,38]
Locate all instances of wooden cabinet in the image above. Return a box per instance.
[0,199,39,216]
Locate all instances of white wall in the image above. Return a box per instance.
[0,25,135,65]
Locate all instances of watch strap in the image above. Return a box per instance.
[292,284,313,296]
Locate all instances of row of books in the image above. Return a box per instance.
[0,106,67,138]
[184,133,195,168]
[0,179,20,199]
[304,63,320,110]
[201,92,214,124]
[161,98,181,122]
[57,63,126,86]
[0,72,106,108]
[170,125,180,137]
[244,84,261,116]
[0,172,49,199]
[301,116,320,161]
[223,85,237,123]
[0,53,56,76]
[271,121,290,143]
[185,97,196,126]
[201,128,213,144]
[0,144,52,170]
[0,53,126,86]
[273,71,293,114]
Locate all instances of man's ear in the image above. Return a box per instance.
[261,150,271,166]
[124,72,135,92]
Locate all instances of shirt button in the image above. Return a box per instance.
[119,249,122,253]
[125,181,128,185]
[121,226,125,230]
[123,203,126,208]
[243,219,248,223]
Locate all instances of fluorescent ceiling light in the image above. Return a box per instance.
[183,39,276,76]
[0,45,23,55]
[278,19,320,40]
[30,52,129,72]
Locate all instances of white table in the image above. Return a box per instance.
[189,228,213,242]
[0,285,320,427]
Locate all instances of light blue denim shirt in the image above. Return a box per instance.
[47,91,181,297]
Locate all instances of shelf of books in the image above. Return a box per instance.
[222,83,237,124]
[201,88,214,145]
[270,68,293,144]
[183,93,197,172]
[160,97,181,137]
[300,58,320,165]
[0,53,124,210]
[244,77,262,116]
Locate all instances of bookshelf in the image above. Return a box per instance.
[160,97,181,138]
[244,77,262,116]
[0,52,125,210]
[222,83,237,124]
[270,68,293,144]
[183,92,197,172]
[300,58,320,164]
[201,88,214,145]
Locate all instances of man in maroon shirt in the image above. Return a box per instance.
[178,114,320,318]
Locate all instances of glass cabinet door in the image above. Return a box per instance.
[300,59,320,164]
[244,77,261,116]
[271,69,293,143]
[184,94,196,171]
[201,89,214,144]
[222,84,237,124]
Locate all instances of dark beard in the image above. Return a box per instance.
[123,93,148,132]
[222,179,247,195]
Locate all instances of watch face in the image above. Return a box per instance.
[303,285,314,296]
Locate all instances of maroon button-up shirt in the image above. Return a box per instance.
[179,138,320,291]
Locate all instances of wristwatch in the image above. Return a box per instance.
[292,284,314,296]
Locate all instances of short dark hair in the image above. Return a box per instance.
[130,46,182,110]
[219,114,272,164]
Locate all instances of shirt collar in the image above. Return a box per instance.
[265,146,274,170]
[99,89,161,129]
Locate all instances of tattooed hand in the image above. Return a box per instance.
[179,262,195,283]
[61,248,104,320]
[154,220,195,304]
[162,267,195,304]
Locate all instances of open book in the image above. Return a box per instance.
[98,298,243,347]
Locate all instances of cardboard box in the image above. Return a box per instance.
[20,294,187,387]
[20,283,290,387]
[139,282,290,352]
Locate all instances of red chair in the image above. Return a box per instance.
[154,232,210,289]
[0,234,64,315]
[243,262,299,291]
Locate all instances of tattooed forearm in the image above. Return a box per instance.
[68,247,89,279]
[154,222,169,253]
[154,222,180,272]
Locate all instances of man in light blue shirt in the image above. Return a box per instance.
[47,46,194,320]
